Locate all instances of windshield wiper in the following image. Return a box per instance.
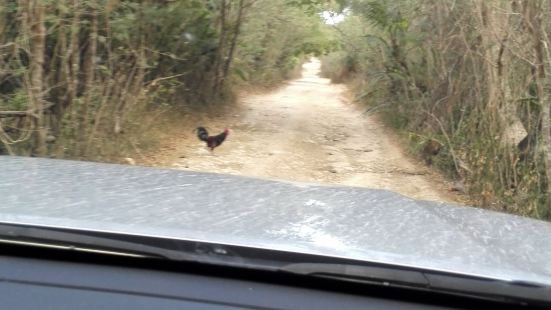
[0,222,212,262]
[281,262,430,287]
[2,222,550,306]
[280,263,551,306]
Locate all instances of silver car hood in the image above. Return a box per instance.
[1,156,551,286]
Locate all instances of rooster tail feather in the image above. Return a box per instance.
[196,126,209,142]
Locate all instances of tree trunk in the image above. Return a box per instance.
[222,0,245,81]
[25,0,47,156]
[212,0,227,97]
[78,5,98,155]
[50,4,68,138]
[114,3,146,136]
[67,0,81,110]
[52,0,80,157]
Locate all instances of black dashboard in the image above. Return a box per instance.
[0,246,540,309]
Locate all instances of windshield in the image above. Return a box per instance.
[1,0,551,297]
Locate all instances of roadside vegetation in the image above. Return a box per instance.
[321,0,551,219]
[0,0,332,161]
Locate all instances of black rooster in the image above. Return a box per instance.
[196,126,229,152]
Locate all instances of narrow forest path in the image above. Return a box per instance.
[142,59,464,204]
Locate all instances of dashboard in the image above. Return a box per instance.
[0,246,537,309]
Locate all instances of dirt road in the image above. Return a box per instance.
[145,59,462,203]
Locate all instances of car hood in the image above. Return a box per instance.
[1,156,551,286]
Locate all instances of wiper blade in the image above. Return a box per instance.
[0,222,319,270]
[3,222,550,306]
[281,262,430,288]
[0,222,208,262]
[0,222,311,270]
[280,263,551,306]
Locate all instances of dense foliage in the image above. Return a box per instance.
[322,0,551,219]
[0,0,331,159]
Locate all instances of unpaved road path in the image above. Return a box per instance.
[143,59,463,203]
